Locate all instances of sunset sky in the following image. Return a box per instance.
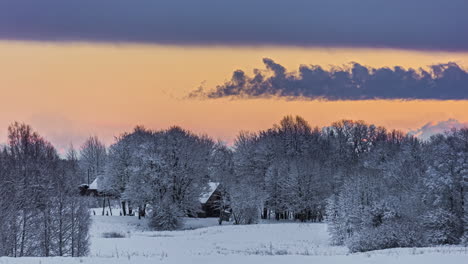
[1,0,468,153]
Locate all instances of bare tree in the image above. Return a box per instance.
[0,123,91,257]
[80,136,107,184]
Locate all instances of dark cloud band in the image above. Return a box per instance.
[189,58,468,100]
[1,0,468,51]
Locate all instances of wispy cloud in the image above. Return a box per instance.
[0,0,467,51]
[410,119,468,140]
[190,58,468,100]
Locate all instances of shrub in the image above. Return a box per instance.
[232,206,259,225]
[347,222,422,253]
[102,232,126,238]
[422,208,463,245]
[149,203,184,231]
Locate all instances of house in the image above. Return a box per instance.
[79,178,116,216]
[198,182,223,218]
[79,179,227,218]
[78,178,101,196]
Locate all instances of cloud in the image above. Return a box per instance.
[410,119,468,140]
[189,58,468,100]
[0,0,467,51]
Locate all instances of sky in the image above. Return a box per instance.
[0,1,467,153]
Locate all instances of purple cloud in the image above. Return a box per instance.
[190,58,468,100]
[0,0,467,51]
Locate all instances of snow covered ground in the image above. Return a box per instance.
[0,214,467,264]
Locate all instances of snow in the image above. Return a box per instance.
[0,214,467,264]
[199,182,219,204]
[89,178,98,190]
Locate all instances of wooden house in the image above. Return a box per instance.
[78,178,101,196]
[198,182,224,218]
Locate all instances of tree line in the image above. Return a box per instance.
[0,123,89,257]
[0,117,467,255]
[219,116,467,252]
[98,116,467,252]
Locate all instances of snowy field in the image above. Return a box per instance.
[0,214,467,264]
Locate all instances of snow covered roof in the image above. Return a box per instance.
[199,182,220,204]
[89,178,99,190]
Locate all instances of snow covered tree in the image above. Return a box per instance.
[230,131,266,224]
[103,126,153,216]
[0,123,91,257]
[103,126,214,230]
[79,136,107,184]
[4,116,467,255]
[62,147,91,257]
[423,131,466,245]
[208,142,235,224]
[325,121,429,252]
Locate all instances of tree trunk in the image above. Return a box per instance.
[13,220,18,257]
[20,210,27,257]
[128,201,133,216]
[121,201,127,216]
[262,208,268,219]
[218,209,224,225]
[138,204,146,219]
[71,202,75,257]
[58,200,63,256]
[102,198,106,216]
[43,209,50,257]
[463,174,468,241]
[108,198,113,216]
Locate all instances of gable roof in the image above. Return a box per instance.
[199,182,220,204]
[89,178,99,190]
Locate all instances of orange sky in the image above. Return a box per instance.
[1,41,468,152]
